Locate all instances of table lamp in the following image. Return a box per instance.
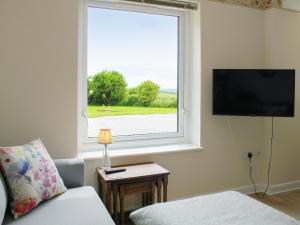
[98,129,112,170]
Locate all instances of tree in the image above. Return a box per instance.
[136,80,160,106]
[89,71,127,105]
[87,77,95,104]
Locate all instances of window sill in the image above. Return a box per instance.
[79,144,204,160]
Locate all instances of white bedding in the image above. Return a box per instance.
[130,191,300,225]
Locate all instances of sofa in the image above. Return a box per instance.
[0,158,115,225]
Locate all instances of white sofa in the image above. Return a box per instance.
[0,158,115,225]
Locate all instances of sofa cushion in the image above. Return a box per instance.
[0,139,66,218]
[0,172,8,225]
[3,186,115,225]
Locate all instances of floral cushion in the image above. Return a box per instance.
[0,139,66,218]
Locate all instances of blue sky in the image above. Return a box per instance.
[88,7,178,89]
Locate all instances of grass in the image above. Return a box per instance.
[88,105,177,118]
[88,91,177,118]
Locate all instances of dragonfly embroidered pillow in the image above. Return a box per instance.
[0,139,66,218]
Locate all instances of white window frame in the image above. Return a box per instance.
[79,0,200,151]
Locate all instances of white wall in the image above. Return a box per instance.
[84,1,268,200]
[0,0,298,204]
[263,8,300,185]
[0,0,79,158]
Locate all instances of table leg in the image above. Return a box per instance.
[142,192,147,207]
[146,192,150,205]
[151,182,155,204]
[163,175,168,202]
[106,183,112,214]
[157,178,162,203]
[119,186,125,225]
[102,186,106,203]
[113,184,118,224]
[98,177,102,199]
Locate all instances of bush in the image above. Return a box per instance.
[127,87,137,95]
[136,80,160,106]
[88,71,127,105]
[126,94,139,106]
[123,88,137,106]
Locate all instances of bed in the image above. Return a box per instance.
[130,191,300,225]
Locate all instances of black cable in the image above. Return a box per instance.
[249,116,274,198]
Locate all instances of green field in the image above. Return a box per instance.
[88,105,177,118]
[88,92,177,118]
[151,92,177,108]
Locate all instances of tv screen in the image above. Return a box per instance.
[213,69,295,117]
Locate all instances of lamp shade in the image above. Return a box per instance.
[98,129,112,144]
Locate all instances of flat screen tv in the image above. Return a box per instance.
[213,69,295,117]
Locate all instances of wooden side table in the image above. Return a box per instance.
[96,163,170,225]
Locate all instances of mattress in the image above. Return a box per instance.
[130,191,300,225]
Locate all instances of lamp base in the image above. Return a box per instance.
[102,144,111,170]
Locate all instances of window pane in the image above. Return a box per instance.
[87,6,179,137]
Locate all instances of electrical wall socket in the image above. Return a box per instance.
[241,150,261,160]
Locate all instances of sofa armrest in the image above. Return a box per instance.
[54,158,84,188]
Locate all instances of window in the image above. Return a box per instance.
[80,0,200,148]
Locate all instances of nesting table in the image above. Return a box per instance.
[96,163,170,225]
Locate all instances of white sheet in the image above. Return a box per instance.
[130,191,300,225]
